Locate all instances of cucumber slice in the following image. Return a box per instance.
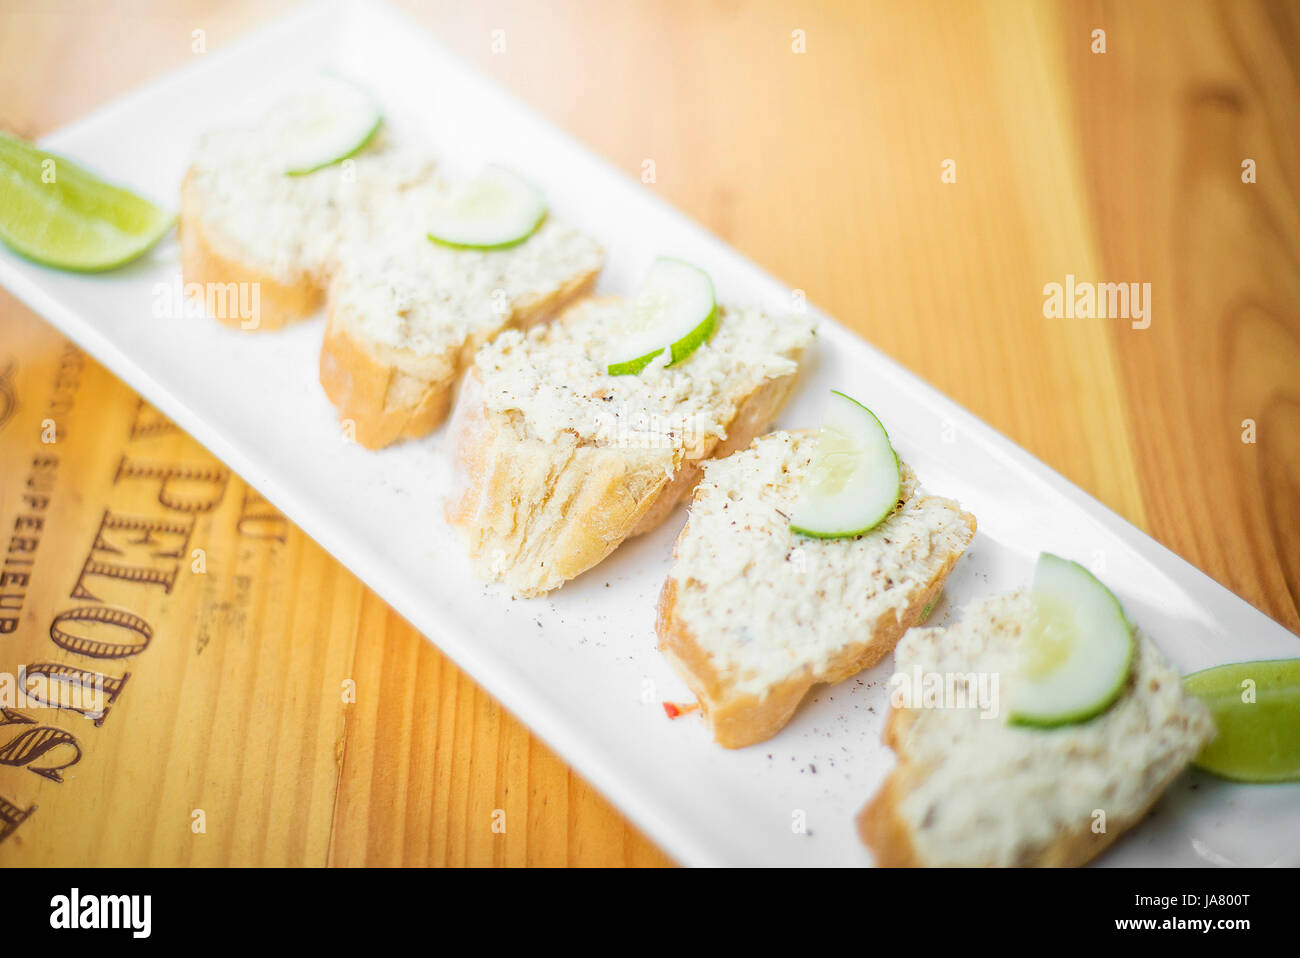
[789,391,901,538]
[607,258,718,375]
[1009,554,1135,728]
[0,132,174,272]
[426,165,547,250]
[1183,659,1300,783]
[275,75,383,176]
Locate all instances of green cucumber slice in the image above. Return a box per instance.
[607,257,718,375]
[276,75,382,176]
[426,165,547,250]
[789,390,901,538]
[1184,659,1300,782]
[1009,553,1135,728]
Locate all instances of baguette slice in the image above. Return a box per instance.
[656,430,976,747]
[320,180,603,448]
[180,106,434,331]
[445,297,815,597]
[859,590,1215,867]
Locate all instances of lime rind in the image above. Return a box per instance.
[0,132,174,272]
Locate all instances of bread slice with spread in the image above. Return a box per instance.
[180,85,435,331]
[656,429,976,747]
[445,296,815,597]
[319,178,603,448]
[859,587,1215,866]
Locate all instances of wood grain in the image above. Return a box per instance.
[1059,0,1300,629]
[1,0,1297,867]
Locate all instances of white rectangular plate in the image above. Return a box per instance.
[3,0,1297,867]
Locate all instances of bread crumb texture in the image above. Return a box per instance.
[188,119,433,283]
[330,179,603,358]
[475,300,815,452]
[670,430,973,697]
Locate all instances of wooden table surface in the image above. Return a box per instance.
[0,0,1296,867]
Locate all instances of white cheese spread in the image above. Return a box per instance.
[329,179,603,357]
[188,121,434,283]
[475,301,815,452]
[668,430,973,697]
[891,590,1214,866]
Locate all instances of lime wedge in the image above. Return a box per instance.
[1183,659,1300,782]
[426,165,547,250]
[607,257,718,375]
[789,390,901,538]
[0,132,174,272]
[1008,553,1135,728]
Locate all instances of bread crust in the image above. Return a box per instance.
[178,168,323,331]
[629,365,801,537]
[318,266,598,450]
[444,338,806,596]
[856,764,924,866]
[656,498,975,748]
[859,673,1196,867]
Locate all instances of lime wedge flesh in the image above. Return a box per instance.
[427,165,547,250]
[608,257,717,375]
[789,390,901,538]
[1008,553,1135,727]
[0,133,173,272]
[1183,659,1300,783]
